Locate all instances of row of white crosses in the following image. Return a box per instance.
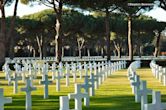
[59,60,127,110]
[1,60,126,110]
[3,60,126,94]
[150,60,166,86]
[128,60,166,110]
[5,56,107,63]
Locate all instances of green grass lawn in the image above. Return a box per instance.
[1,68,166,110]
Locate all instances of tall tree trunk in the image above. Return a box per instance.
[8,0,19,59]
[83,47,86,56]
[101,47,104,58]
[154,32,161,57]
[105,8,111,61]
[43,42,47,57]
[62,46,64,57]
[9,37,15,59]
[33,49,36,57]
[78,48,82,58]
[137,31,141,58]
[0,2,6,67]
[36,36,43,59]
[113,41,121,58]
[140,46,143,57]
[87,48,90,57]
[128,16,133,61]
[73,47,76,57]
[117,48,121,58]
[54,1,62,63]
[113,50,117,56]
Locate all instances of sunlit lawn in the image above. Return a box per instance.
[1,68,166,110]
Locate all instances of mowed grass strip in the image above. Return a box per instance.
[86,69,140,110]
[0,69,140,110]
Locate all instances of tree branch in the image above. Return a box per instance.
[40,0,53,8]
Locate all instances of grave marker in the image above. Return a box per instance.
[40,75,52,99]
[139,81,152,110]
[68,84,89,110]
[21,78,37,110]
[72,63,77,83]
[65,63,70,87]
[163,68,166,86]
[0,88,12,110]
[51,62,57,80]
[11,73,21,94]
[55,70,63,92]
[131,75,141,102]
[89,73,97,96]
[59,96,70,110]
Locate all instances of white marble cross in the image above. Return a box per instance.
[40,75,52,99]
[139,81,152,110]
[42,63,49,81]
[128,60,141,77]
[59,96,70,110]
[89,73,97,96]
[155,65,159,79]
[108,61,111,76]
[14,63,22,77]
[2,63,10,80]
[163,68,166,86]
[144,91,166,110]
[59,62,63,76]
[51,62,57,80]
[158,66,163,82]
[11,73,21,94]
[28,64,36,82]
[111,63,115,73]
[21,67,27,82]
[95,71,101,88]
[81,76,92,94]
[68,84,89,110]
[55,70,64,92]
[129,71,136,83]
[65,63,70,87]
[3,64,12,85]
[0,88,12,110]
[78,62,82,79]
[81,76,92,106]
[32,64,38,79]
[93,62,99,89]
[131,75,141,102]
[129,72,137,92]
[21,78,37,110]
[84,63,88,76]
[72,63,77,83]
[105,61,109,78]
[100,62,106,83]
[89,63,93,74]
[97,62,102,85]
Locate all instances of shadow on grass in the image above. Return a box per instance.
[5,95,142,110]
[84,95,141,110]
[5,91,166,110]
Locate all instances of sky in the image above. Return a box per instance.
[3,2,166,22]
